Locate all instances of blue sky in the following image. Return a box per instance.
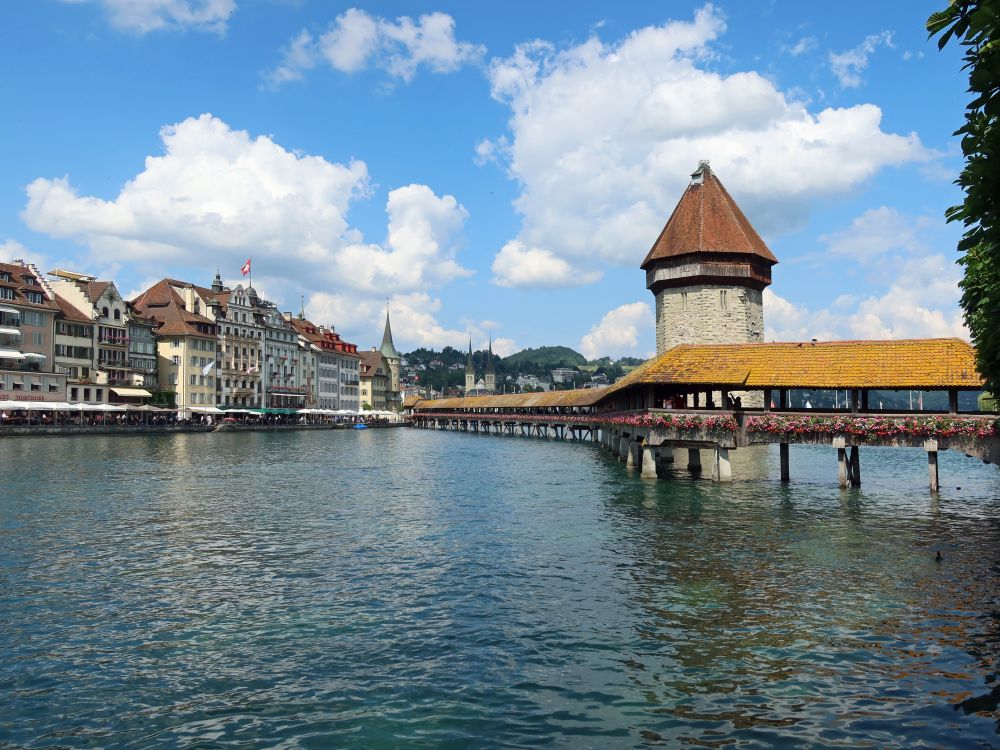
[0,0,970,358]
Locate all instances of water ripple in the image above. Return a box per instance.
[2,432,1000,747]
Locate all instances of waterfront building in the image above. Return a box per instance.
[262,305,302,410]
[359,349,390,410]
[131,279,219,417]
[126,309,158,389]
[642,161,777,355]
[205,275,264,409]
[51,294,97,403]
[335,331,361,412]
[378,306,401,409]
[47,271,134,392]
[0,260,66,402]
[288,316,361,411]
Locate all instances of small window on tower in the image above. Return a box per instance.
[720,290,728,310]
[681,292,688,311]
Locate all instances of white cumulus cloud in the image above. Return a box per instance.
[22,114,476,351]
[820,206,931,261]
[492,240,601,288]
[65,0,236,34]
[829,31,894,88]
[482,5,927,288]
[579,302,653,360]
[264,8,484,88]
[764,207,967,342]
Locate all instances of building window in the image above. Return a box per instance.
[720,290,728,310]
[0,287,13,300]
[681,292,688,311]
[113,309,121,320]
[25,291,44,304]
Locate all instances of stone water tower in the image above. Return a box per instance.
[641,161,777,354]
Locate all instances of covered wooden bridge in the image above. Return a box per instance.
[411,338,998,489]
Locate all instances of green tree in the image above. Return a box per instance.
[928,0,1000,393]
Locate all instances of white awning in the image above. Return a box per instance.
[0,348,24,359]
[111,388,152,397]
[22,353,46,360]
[189,406,224,413]
[0,399,73,410]
[0,307,19,316]
[0,326,21,337]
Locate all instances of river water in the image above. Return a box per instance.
[2,428,1000,748]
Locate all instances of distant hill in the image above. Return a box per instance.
[502,346,587,369]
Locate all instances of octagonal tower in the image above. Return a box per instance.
[642,161,777,354]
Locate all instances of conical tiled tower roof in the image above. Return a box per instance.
[641,162,777,270]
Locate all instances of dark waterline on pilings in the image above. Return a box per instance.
[2,430,1000,748]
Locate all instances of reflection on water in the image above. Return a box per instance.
[2,431,1000,748]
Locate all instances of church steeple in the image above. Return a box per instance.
[211,269,223,293]
[379,302,400,360]
[485,333,496,393]
[465,335,475,394]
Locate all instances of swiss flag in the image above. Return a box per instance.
[241,258,251,276]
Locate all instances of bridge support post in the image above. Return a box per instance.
[687,448,702,475]
[626,439,638,470]
[618,435,629,461]
[834,437,848,488]
[659,446,674,464]
[641,442,658,479]
[925,440,939,493]
[848,445,861,487]
[712,446,732,482]
[779,443,790,482]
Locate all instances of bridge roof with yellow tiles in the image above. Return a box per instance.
[606,338,983,392]
[414,387,608,411]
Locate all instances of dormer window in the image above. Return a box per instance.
[25,291,44,305]
[23,276,37,286]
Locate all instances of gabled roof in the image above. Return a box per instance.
[641,162,777,269]
[0,261,59,311]
[84,281,111,303]
[53,292,94,323]
[360,350,386,375]
[130,278,217,338]
[604,338,982,391]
